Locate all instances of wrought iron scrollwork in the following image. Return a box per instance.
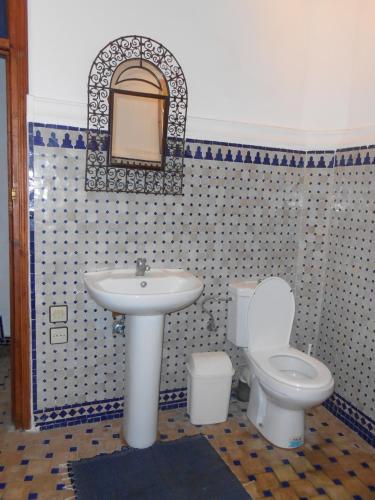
[85,35,188,195]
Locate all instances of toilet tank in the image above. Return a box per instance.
[227,280,258,347]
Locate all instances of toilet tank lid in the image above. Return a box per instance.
[187,352,234,377]
[229,280,259,297]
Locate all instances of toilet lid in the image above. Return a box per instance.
[247,277,295,352]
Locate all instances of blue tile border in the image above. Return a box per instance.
[324,392,375,447]
[34,388,187,430]
[29,121,375,168]
[33,386,375,448]
[28,122,38,414]
[30,122,307,168]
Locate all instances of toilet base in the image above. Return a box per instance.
[247,379,304,448]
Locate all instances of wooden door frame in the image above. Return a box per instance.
[0,0,30,429]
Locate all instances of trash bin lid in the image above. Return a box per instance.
[187,352,234,377]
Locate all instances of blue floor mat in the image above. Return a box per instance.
[68,434,250,499]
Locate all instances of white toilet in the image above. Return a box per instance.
[227,277,334,448]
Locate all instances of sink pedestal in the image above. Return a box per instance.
[84,267,203,448]
[124,315,165,449]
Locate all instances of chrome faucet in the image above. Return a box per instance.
[135,257,150,277]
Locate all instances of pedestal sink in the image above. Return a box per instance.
[84,268,204,448]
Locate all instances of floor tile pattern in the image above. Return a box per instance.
[0,400,374,499]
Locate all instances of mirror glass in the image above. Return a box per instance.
[109,59,169,170]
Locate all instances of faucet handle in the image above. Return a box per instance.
[136,257,146,265]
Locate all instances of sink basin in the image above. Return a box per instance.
[84,266,203,449]
[84,268,203,315]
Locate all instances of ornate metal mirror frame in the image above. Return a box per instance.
[85,35,188,195]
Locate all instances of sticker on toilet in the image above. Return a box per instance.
[288,437,303,448]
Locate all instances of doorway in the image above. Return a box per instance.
[0,0,30,429]
[0,54,12,428]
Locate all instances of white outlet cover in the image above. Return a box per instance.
[49,305,68,323]
[50,326,68,344]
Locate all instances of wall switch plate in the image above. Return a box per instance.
[49,305,68,323]
[50,326,68,344]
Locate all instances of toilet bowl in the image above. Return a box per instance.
[227,277,334,448]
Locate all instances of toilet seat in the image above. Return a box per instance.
[247,346,333,391]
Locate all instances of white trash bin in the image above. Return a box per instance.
[187,352,234,425]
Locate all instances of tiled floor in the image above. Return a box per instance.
[0,350,374,499]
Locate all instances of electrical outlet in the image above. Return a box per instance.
[50,326,68,344]
[49,305,68,323]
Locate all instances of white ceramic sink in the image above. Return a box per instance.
[84,266,203,449]
[84,268,203,315]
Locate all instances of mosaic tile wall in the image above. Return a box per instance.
[317,148,375,422]
[293,152,335,352]
[29,124,374,442]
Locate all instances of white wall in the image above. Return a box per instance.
[0,57,10,338]
[27,0,375,147]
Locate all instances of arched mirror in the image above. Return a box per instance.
[85,35,187,195]
[109,59,169,170]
